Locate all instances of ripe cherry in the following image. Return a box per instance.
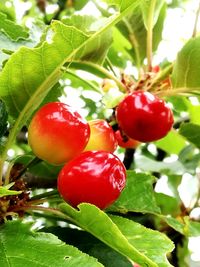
[116,90,174,142]
[152,65,160,73]
[57,150,126,210]
[115,130,140,149]
[28,102,90,165]
[84,119,117,153]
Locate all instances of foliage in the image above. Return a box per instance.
[0,0,200,266]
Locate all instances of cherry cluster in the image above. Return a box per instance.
[28,90,174,209]
[28,102,126,210]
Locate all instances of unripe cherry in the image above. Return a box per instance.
[84,119,117,153]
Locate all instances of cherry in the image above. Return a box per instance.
[84,119,117,153]
[57,150,126,209]
[152,65,160,73]
[28,102,90,165]
[115,130,140,149]
[116,90,174,142]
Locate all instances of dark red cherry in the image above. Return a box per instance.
[116,91,174,142]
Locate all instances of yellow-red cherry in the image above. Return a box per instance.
[28,102,90,165]
[116,91,174,142]
[84,119,117,153]
[57,150,126,210]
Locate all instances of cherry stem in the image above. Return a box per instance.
[14,157,42,181]
[154,87,200,98]
[192,1,200,38]
[30,189,59,201]
[148,64,173,89]
[69,61,127,92]
[63,68,102,94]
[105,57,118,77]
[146,0,157,72]
[11,204,73,222]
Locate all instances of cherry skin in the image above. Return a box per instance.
[57,150,126,210]
[84,119,117,153]
[116,90,174,142]
[28,102,90,165]
[152,65,160,73]
[115,130,140,149]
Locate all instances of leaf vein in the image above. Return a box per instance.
[0,232,12,267]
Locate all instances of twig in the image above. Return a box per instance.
[123,148,136,169]
[14,157,42,181]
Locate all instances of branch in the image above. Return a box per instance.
[123,148,136,169]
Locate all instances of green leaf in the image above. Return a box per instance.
[58,0,89,11]
[168,95,188,112]
[0,220,103,267]
[167,175,182,199]
[107,27,132,68]
[0,21,44,53]
[60,202,159,266]
[40,82,63,110]
[0,2,15,21]
[43,227,133,267]
[155,130,186,155]
[0,183,22,197]
[155,193,181,216]
[109,171,161,214]
[0,21,87,119]
[0,100,8,138]
[179,145,200,172]
[162,216,185,235]
[0,12,29,41]
[171,36,200,88]
[135,155,186,175]
[140,0,165,29]
[184,98,200,125]
[116,2,166,65]
[188,220,200,237]
[111,215,174,267]
[161,216,200,237]
[179,123,200,148]
[177,238,189,267]
[73,0,89,10]
[62,15,113,64]
[102,0,140,12]
[0,49,9,69]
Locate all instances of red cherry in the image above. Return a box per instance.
[57,151,126,209]
[115,130,140,149]
[116,91,174,142]
[152,65,160,73]
[28,102,90,165]
[84,119,117,153]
